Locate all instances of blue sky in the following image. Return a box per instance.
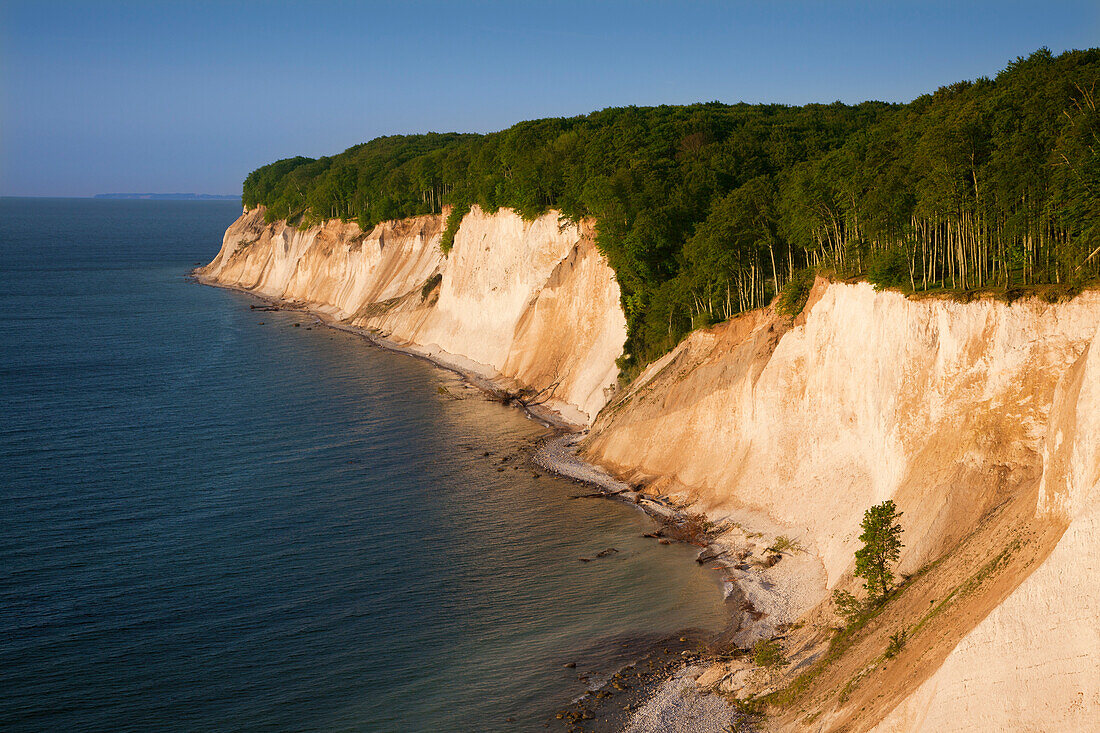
[2,0,1097,197]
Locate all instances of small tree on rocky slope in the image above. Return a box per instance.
[855,500,904,603]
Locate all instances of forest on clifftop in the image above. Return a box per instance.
[242,48,1100,367]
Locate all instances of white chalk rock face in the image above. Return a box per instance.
[586,280,1100,586]
[584,280,1100,656]
[873,324,1100,733]
[199,205,627,425]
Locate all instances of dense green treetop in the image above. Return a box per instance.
[242,49,1099,369]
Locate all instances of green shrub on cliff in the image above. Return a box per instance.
[420,273,442,299]
[885,629,907,658]
[753,639,786,670]
[440,201,470,254]
[831,589,866,626]
[241,48,1100,367]
[775,268,816,317]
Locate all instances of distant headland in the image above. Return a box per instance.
[94,193,240,200]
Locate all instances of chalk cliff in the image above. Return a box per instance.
[582,277,1100,730]
[202,208,1100,730]
[199,205,627,425]
[872,318,1100,732]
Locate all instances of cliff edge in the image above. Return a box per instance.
[199,205,627,426]
[582,277,1100,731]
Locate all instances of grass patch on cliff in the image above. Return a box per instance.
[354,296,404,319]
[768,535,802,554]
[908,538,1020,639]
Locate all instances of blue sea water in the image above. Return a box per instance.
[0,198,728,732]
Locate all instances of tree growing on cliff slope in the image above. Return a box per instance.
[855,500,904,603]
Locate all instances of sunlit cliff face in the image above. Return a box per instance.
[205,206,1100,731]
[200,205,626,426]
[582,277,1100,731]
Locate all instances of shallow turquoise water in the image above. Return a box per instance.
[0,198,728,732]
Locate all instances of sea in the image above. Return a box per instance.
[0,198,728,732]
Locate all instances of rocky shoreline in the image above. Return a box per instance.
[545,630,753,733]
[192,270,804,732]
[532,434,819,732]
